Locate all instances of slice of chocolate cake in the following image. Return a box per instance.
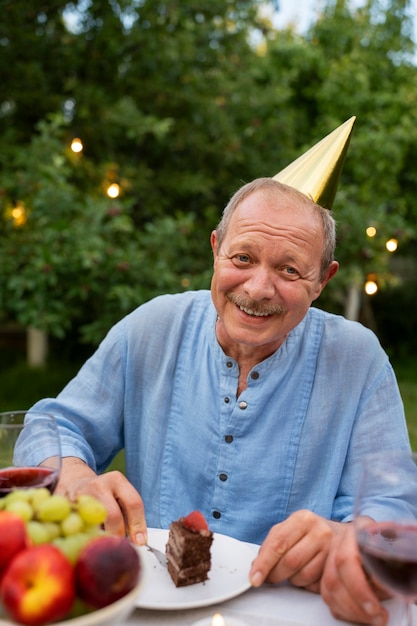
[165,510,213,587]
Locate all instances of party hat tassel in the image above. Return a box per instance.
[273,116,356,209]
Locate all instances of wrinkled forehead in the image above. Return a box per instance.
[232,188,325,233]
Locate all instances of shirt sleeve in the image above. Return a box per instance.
[30,318,128,473]
[332,359,412,523]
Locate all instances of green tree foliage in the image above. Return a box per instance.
[1,0,270,343]
[0,113,210,343]
[0,0,416,348]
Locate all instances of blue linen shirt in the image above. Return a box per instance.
[31,290,411,544]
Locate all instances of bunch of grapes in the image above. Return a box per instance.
[0,489,107,564]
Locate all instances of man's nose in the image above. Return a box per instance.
[244,267,275,299]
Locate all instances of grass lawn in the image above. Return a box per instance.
[1,355,417,461]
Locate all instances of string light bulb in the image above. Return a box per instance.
[10,202,27,227]
[385,238,398,252]
[366,226,377,238]
[70,137,83,153]
[106,183,120,198]
[364,278,378,296]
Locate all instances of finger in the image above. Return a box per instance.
[250,513,314,586]
[324,575,388,626]
[115,486,147,544]
[102,496,130,537]
[94,471,147,542]
[264,532,322,584]
[287,549,325,590]
[321,537,388,625]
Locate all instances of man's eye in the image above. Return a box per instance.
[234,254,251,263]
[283,266,300,277]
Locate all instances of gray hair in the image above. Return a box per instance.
[215,178,336,280]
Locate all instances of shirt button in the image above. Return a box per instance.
[224,397,230,404]
[213,511,221,519]
[250,371,260,380]
[219,473,228,482]
[225,435,233,443]
[226,361,233,368]
[239,401,248,410]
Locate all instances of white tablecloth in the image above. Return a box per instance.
[122,583,409,626]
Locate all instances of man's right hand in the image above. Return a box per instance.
[56,457,147,545]
[320,522,389,625]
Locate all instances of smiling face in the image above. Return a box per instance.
[210,185,338,362]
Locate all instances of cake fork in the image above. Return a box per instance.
[146,543,168,567]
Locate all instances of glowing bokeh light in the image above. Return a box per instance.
[366,226,377,238]
[106,183,120,198]
[70,137,83,153]
[365,280,378,296]
[385,238,398,252]
[11,203,27,226]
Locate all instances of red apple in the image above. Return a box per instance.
[1,544,76,626]
[75,535,141,608]
[0,511,28,577]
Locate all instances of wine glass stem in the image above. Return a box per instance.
[406,601,413,626]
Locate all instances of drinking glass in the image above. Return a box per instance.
[354,450,417,626]
[0,410,62,496]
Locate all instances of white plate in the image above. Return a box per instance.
[135,528,255,610]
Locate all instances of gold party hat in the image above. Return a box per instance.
[273,116,356,209]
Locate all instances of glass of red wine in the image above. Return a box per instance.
[354,450,417,626]
[0,410,61,496]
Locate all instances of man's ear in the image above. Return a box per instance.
[210,230,218,257]
[313,260,339,301]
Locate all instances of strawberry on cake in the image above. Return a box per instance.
[165,511,213,587]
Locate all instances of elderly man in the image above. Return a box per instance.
[29,119,411,625]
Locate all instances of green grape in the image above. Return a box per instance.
[53,537,73,562]
[84,523,107,538]
[77,495,107,526]
[23,488,38,499]
[53,533,90,565]
[26,520,50,545]
[4,489,33,504]
[61,512,84,537]
[36,494,71,522]
[30,487,51,510]
[5,499,33,522]
[43,521,61,540]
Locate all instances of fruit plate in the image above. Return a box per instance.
[0,577,142,626]
[135,528,256,610]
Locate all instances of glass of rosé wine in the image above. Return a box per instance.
[354,450,417,626]
[0,411,61,496]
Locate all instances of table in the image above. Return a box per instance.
[122,583,410,626]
